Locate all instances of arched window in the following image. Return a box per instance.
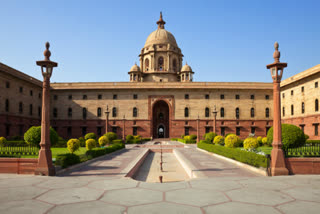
[283,106,285,117]
[235,108,240,119]
[158,57,164,71]
[291,105,294,115]
[38,106,41,117]
[29,104,33,116]
[83,108,87,119]
[250,108,255,118]
[97,107,102,117]
[316,99,319,112]
[5,99,9,112]
[145,58,149,71]
[53,108,58,118]
[173,59,177,72]
[205,107,209,117]
[133,107,138,117]
[19,102,23,114]
[220,107,225,118]
[184,107,189,117]
[159,112,163,119]
[112,107,117,117]
[265,108,270,118]
[68,108,72,118]
[301,102,305,114]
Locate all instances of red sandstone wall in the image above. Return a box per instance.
[283,115,320,140]
[285,158,320,174]
[0,158,38,174]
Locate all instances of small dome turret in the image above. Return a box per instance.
[181,63,192,72]
[130,63,141,72]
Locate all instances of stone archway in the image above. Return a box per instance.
[152,100,169,138]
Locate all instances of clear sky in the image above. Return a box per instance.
[0,0,319,83]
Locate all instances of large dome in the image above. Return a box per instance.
[144,28,178,48]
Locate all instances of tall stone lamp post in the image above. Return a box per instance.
[105,105,110,134]
[212,105,218,134]
[266,42,289,176]
[35,42,58,176]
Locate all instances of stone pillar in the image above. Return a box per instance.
[197,116,200,143]
[122,116,125,141]
[213,114,216,134]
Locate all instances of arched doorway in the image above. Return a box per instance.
[152,100,169,138]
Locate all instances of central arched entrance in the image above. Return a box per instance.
[152,100,169,138]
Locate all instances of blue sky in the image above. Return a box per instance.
[0,0,319,83]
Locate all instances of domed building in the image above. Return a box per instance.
[1,13,319,141]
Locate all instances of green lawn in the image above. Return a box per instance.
[17,147,88,159]
[257,146,272,155]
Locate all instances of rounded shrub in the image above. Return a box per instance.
[105,132,118,141]
[86,139,96,151]
[134,135,141,140]
[24,126,59,147]
[126,135,134,141]
[204,132,217,143]
[184,135,191,141]
[243,137,259,150]
[257,136,262,146]
[98,136,109,147]
[85,133,96,140]
[0,137,7,147]
[181,135,185,139]
[67,139,80,153]
[262,137,268,145]
[224,134,240,148]
[78,137,85,147]
[190,134,197,140]
[267,124,306,149]
[213,135,224,145]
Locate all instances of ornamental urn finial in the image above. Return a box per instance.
[273,42,280,63]
[44,42,51,61]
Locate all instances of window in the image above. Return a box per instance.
[265,95,269,100]
[30,90,33,96]
[6,82,10,88]
[133,107,138,117]
[251,127,256,134]
[235,94,240,100]
[145,58,149,71]
[97,107,102,117]
[53,95,58,100]
[159,79,163,82]
[184,107,189,117]
[301,102,305,114]
[133,127,138,136]
[98,94,102,99]
[184,127,189,136]
[97,127,102,136]
[205,107,209,117]
[39,93,41,99]
[316,99,319,112]
[19,102,23,114]
[53,108,58,118]
[112,107,117,117]
[205,94,209,99]
[5,99,9,112]
[185,94,189,99]
[220,94,224,99]
[282,93,285,98]
[67,127,72,138]
[250,95,255,100]
[173,59,177,72]
[205,127,210,133]
[250,108,255,118]
[68,108,72,118]
[315,124,319,136]
[112,127,117,134]
[221,127,225,136]
[68,95,72,100]
[133,94,138,99]
[158,57,164,70]
[300,125,305,133]
[19,87,23,93]
[220,107,225,118]
[236,127,240,136]
[316,82,318,88]
[5,124,10,137]
[113,94,117,100]
[82,127,87,136]
[159,113,164,119]
[265,108,270,118]
[291,105,294,115]
[19,125,24,136]
[83,108,87,119]
[83,95,87,100]
[29,104,33,116]
[235,108,240,119]
[38,106,41,117]
[291,90,293,95]
[301,86,304,93]
[283,107,285,117]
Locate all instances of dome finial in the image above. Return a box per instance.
[156,12,166,29]
[43,41,51,61]
[273,41,280,63]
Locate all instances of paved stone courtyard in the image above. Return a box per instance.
[0,142,319,214]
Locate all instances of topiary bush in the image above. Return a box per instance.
[257,136,262,146]
[243,137,259,150]
[134,135,141,140]
[105,132,118,141]
[79,137,85,147]
[267,124,306,149]
[0,137,7,147]
[204,132,217,143]
[126,135,134,141]
[56,153,81,168]
[224,134,240,148]
[213,135,224,145]
[86,139,96,151]
[24,126,59,148]
[85,133,96,140]
[67,139,80,153]
[183,135,191,141]
[99,136,109,147]
[262,137,268,146]
[190,134,197,140]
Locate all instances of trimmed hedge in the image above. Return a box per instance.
[112,139,123,144]
[141,138,151,142]
[126,139,141,144]
[86,143,125,159]
[198,141,267,168]
[3,141,29,147]
[171,138,178,141]
[178,138,196,144]
[56,153,81,168]
[306,140,320,145]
